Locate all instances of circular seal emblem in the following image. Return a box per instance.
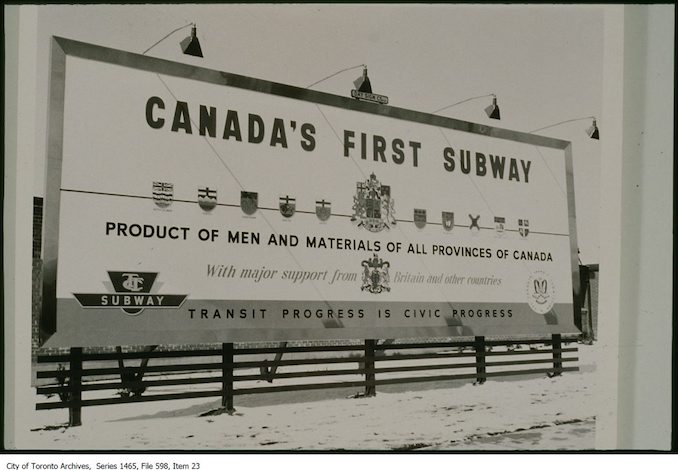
[526,271,555,314]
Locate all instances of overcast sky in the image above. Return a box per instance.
[27,3,603,263]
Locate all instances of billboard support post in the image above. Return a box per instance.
[551,334,563,377]
[221,343,234,412]
[364,339,376,397]
[68,347,82,427]
[579,265,595,344]
[585,280,595,342]
[474,336,487,385]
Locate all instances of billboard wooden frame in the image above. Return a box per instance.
[41,36,582,346]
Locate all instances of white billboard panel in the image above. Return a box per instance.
[42,38,581,346]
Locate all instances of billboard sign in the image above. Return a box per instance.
[350,89,389,104]
[41,37,581,347]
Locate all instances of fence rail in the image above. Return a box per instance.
[35,334,578,426]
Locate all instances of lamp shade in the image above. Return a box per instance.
[586,119,600,139]
[353,68,372,93]
[180,25,203,57]
[484,96,500,120]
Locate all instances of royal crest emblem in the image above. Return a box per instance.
[279,196,296,218]
[414,209,427,229]
[469,214,480,231]
[519,218,530,238]
[240,191,258,215]
[494,216,506,235]
[316,200,331,221]
[361,253,391,294]
[351,173,396,232]
[152,181,173,209]
[442,211,454,231]
[198,187,217,211]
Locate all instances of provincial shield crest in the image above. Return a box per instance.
[198,187,217,211]
[315,200,331,221]
[361,253,391,294]
[240,191,258,215]
[414,209,427,229]
[442,211,454,231]
[519,218,530,238]
[279,196,296,218]
[351,173,396,232]
[152,181,173,209]
[469,214,480,231]
[494,216,506,235]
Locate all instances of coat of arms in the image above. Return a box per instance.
[469,214,480,231]
[519,218,530,238]
[414,209,427,229]
[494,216,505,235]
[241,191,258,215]
[152,181,173,209]
[442,211,454,231]
[198,187,217,211]
[316,200,331,221]
[351,173,395,232]
[279,195,296,218]
[361,253,391,294]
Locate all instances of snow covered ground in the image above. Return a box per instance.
[26,344,597,451]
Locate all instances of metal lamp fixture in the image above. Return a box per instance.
[353,66,373,93]
[484,94,501,120]
[431,93,501,120]
[586,118,600,140]
[143,22,203,57]
[306,64,388,104]
[530,116,600,140]
[180,24,203,57]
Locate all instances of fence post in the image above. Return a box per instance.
[550,334,563,377]
[68,347,82,427]
[474,336,486,385]
[364,339,376,397]
[222,343,234,412]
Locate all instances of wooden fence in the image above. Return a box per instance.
[35,334,578,426]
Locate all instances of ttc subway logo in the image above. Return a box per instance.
[73,272,187,316]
